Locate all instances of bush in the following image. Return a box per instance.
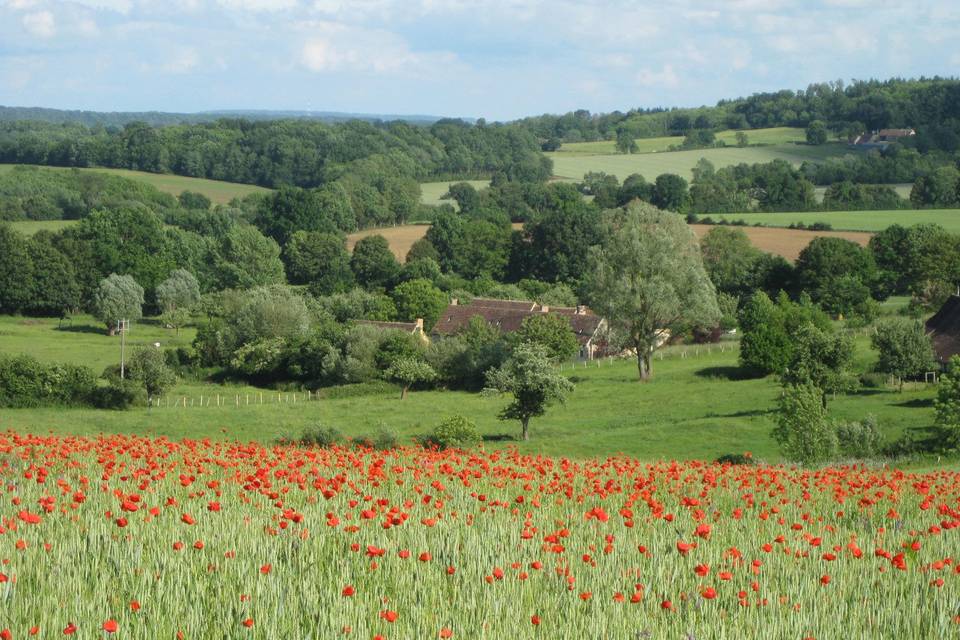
[772,383,838,464]
[836,415,884,458]
[356,425,399,450]
[296,425,344,448]
[0,354,97,408]
[714,453,754,466]
[425,415,481,450]
[89,379,142,410]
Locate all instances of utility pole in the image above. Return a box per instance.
[118,319,129,379]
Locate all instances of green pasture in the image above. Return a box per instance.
[7,219,78,235]
[0,163,270,205]
[710,208,960,233]
[419,180,490,208]
[547,142,856,182]
[0,313,938,462]
[557,127,807,156]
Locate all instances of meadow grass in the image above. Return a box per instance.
[547,142,857,182]
[7,219,78,235]
[418,180,490,208]
[0,163,270,205]
[709,209,960,233]
[0,314,938,462]
[557,127,807,155]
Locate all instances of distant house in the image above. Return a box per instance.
[851,128,915,148]
[356,318,429,343]
[925,295,960,365]
[433,298,607,360]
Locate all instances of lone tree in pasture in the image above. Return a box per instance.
[806,120,828,145]
[485,343,574,441]
[92,274,144,335]
[386,357,437,400]
[871,318,934,392]
[156,269,200,335]
[585,202,720,381]
[128,346,177,407]
[615,128,638,154]
[781,323,856,408]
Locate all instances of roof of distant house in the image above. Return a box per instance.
[925,295,960,363]
[356,319,424,333]
[433,299,604,346]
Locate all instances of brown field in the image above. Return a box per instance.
[348,223,873,264]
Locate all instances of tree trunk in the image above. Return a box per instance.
[635,343,653,382]
[521,418,530,441]
[400,385,408,400]
[107,325,116,337]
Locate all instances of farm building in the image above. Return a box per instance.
[925,295,960,364]
[850,128,915,148]
[433,298,607,360]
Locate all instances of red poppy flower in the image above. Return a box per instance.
[242,618,254,628]
[530,615,541,626]
[63,623,77,635]
[380,610,398,623]
[103,619,118,633]
[342,585,355,597]
[260,564,272,575]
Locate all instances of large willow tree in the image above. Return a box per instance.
[585,202,719,381]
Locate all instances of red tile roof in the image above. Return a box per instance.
[433,300,604,346]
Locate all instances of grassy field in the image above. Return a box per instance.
[557,127,807,155]
[710,209,960,233]
[7,219,79,235]
[0,313,938,462]
[547,142,857,182]
[419,180,490,208]
[0,163,270,205]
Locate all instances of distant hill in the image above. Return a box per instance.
[0,105,469,127]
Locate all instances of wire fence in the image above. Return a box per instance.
[558,341,740,371]
[154,391,323,409]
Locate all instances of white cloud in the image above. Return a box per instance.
[636,64,679,89]
[162,48,199,73]
[300,21,457,74]
[22,10,55,38]
[68,0,133,12]
[217,0,298,11]
[4,0,41,9]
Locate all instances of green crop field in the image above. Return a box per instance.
[7,219,79,235]
[419,180,490,208]
[557,127,807,156]
[547,142,857,182]
[709,208,960,233]
[0,313,937,462]
[0,163,271,205]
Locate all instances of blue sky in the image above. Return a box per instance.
[1,0,958,121]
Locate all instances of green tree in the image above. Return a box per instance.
[935,356,960,447]
[871,319,934,391]
[485,343,574,440]
[773,382,837,464]
[512,313,579,362]
[92,274,144,335]
[156,269,200,335]
[127,346,177,406]
[254,186,339,244]
[26,236,79,317]
[651,174,689,211]
[391,278,448,331]
[0,224,34,313]
[585,202,720,381]
[735,131,749,147]
[910,166,960,208]
[351,235,400,290]
[406,238,439,264]
[386,356,437,400]
[795,237,881,316]
[178,191,212,210]
[738,291,831,375]
[213,225,285,290]
[283,231,354,295]
[615,128,638,154]
[805,120,828,145]
[781,323,856,407]
[699,226,763,296]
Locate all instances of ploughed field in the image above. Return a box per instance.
[0,433,957,638]
[347,223,871,263]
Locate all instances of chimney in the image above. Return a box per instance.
[540,305,549,313]
[414,318,424,332]
[576,304,585,315]
[451,298,459,306]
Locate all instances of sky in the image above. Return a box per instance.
[0,0,958,121]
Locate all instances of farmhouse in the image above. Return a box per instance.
[433,298,607,360]
[925,295,960,364]
[851,128,915,148]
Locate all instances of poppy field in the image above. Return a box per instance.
[1,433,959,638]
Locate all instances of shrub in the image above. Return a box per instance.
[297,425,344,448]
[836,415,884,458]
[0,354,97,408]
[426,415,481,450]
[356,425,399,450]
[89,379,142,410]
[772,383,838,464]
[714,453,754,466]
